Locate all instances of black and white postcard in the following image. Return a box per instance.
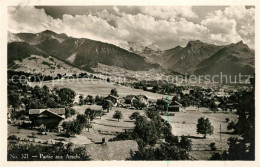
[0,0,259,167]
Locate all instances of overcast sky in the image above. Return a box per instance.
[8,6,255,50]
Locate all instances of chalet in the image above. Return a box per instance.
[168,101,183,112]
[125,95,137,105]
[104,95,120,106]
[29,108,65,129]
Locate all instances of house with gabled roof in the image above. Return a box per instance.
[29,108,65,130]
[104,94,120,106]
[168,101,183,112]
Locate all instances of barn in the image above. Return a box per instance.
[29,108,65,129]
[168,101,183,112]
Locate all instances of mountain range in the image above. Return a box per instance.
[8,30,157,71]
[136,40,254,76]
[8,30,255,76]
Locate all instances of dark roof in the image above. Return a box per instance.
[29,108,65,115]
[125,95,136,101]
[105,95,119,100]
[37,110,65,119]
[136,95,148,100]
[105,100,114,105]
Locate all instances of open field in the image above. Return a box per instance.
[162,106,239,160]
[29,78,173,100]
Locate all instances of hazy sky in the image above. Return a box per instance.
[8,6,255,50]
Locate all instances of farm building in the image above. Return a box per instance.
[125,95,137,105]
[168,101,183,112]
[125,94,148,106]
[29,108,65,129]
[104,95,120,106]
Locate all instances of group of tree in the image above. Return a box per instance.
[8,81,76,114]
[210,90,255,160]
[62,114,87,136]
[78,95,105,106]
[125,107,193,160]
[85,108,105,131]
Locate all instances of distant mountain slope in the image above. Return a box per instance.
[194,41,254,75]
[8,42,46,66]
[9,54,86,76]
[9,30,157,71]
[162,40,223,74]
[15,30,68,45]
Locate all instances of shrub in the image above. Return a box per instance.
[113,110,123,121]
[226,118,230,122]
[129,112,140,120]
[8,135,20,140]
[209,142,217,151]
[227,121,236,131]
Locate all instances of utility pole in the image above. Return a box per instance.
[220,124,222,142]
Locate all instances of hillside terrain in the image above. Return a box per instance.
[9,55,86,76]
[8,30,255,77]
[194,41,255,76]
[9,31,157,71]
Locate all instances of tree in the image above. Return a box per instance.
[179,136,192,152]
[85,108,96,121]
[129,112,140,120]
[57,88,76,105]
[145,108,160,119]
[196,117,214,138]
[8,91,21,112]
[95,109,105,119]
[62,114,87,136]
[227,121,236,131]
[65,108,76,118]
[132,99,147,110]
[85,95,94,104]
[209,142,217,151]
[156,99,167,111]
[113,110,123,121]
[102,100,113,113]
[79,95,84,105]
[110,88,119,97]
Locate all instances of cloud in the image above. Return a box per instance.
[140,6,198,20]
[201,6,255,48]
[8,6,255,50]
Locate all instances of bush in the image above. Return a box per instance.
[113,110,123,121]
[227,121,236,131]
[8,135,20,140]
[226,118,230,122]
[109,131,134,141]
[129,112,140,120]
[209,142,217,151]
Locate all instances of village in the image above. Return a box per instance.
[7,72,254,160]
